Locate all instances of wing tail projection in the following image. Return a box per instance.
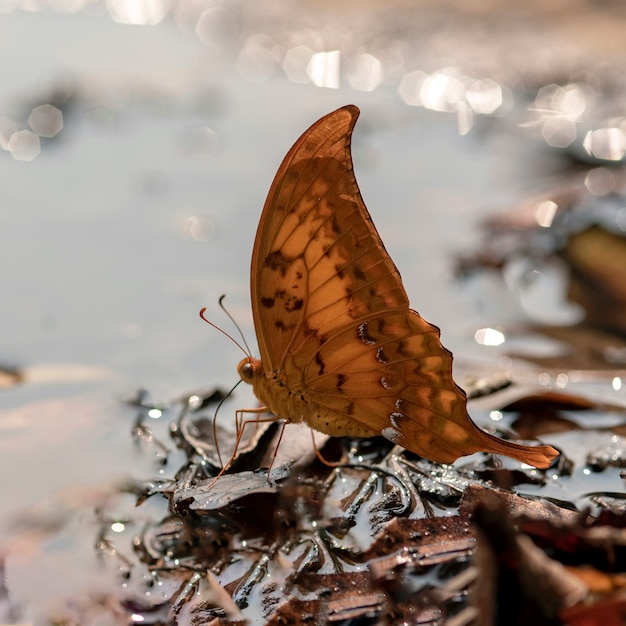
[462,426,559,468]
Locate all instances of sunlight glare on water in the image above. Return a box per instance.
[474,327,506,347]
[307,50,341,89]
[533,200,558,228]
[107,0,170,25]
[583,125,626,161]
[531,82,590,148]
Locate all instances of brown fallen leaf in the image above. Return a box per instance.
[469,490,588,626]
[561,226,626,337]
[560,596,626,626]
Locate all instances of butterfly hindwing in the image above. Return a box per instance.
[296,307,481,463]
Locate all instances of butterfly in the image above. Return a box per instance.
[233,104,558,469]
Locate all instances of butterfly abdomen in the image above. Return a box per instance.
[246,359,378,439]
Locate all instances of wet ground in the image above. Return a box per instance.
[3,1,626,624]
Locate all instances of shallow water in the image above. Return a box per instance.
[3,2,626,623]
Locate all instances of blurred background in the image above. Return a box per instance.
[3,1,626,623]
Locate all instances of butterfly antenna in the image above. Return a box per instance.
[199,304,250,357]
[218,294,253,356]
[211,378,243,467]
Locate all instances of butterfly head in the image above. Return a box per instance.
[237,356,263,385]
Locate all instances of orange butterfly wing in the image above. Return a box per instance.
[243,105,558,469]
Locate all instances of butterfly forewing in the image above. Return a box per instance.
[252,107,406,373]
[251,110,348,370]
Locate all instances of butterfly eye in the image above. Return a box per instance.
[237,358,256,383]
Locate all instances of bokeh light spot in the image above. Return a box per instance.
[307,50,340,89]
[346,53,382,92]
[28,104,63,137]
[420,69,465,112]
[398,70,427,106]
[474,327,506,346]
[541,118,577,148]
[456,101,473,135]
[107,0,170,25]
[585,167,616,196]
[534,200,558,227]
[8,130,41,161]
[466,78,503,114]
[184,215,216,242]
[283,45,314,84]
[237,38,275,83]
[195,6,239,45]
[582,127,626,161]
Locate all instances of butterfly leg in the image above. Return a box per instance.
[311,429,343,467]
[265,420,287,483]
[207,408,282,487]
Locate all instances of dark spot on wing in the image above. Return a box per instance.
[284,297,303,313]
[376,347,389,364]
[337,373,346,392]
[315,352,325,376]
[389,412,406,427]
[276,320,296,331]
[346,401,354,417]
[353,265,366,281]
[357,322,376,345]
[265,250,290,277]
[261,297,275,308]
[334,264,344,279]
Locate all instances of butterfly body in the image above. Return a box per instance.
[237,105,559,468]
[238,356,378,438]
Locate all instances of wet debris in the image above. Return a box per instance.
[456,173,626,344]
[469,490,588,626]
[8,379,624,625]
[90,385,609,624]
[587,436,626,471]
[0,364,23,389]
